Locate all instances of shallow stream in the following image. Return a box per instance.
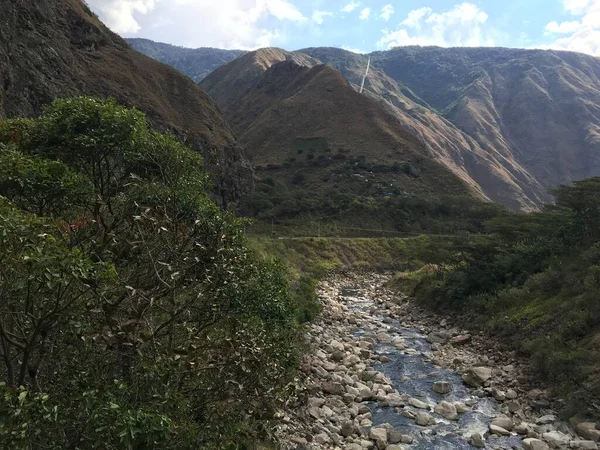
[341,285,523,449]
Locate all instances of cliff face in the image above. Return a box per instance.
[0,0,253,205]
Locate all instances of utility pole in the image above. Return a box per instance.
[359,57,371,94]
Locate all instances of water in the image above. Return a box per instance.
[341,285,524,449]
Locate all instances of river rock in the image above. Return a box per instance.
[432,381,452,394]
[386,446,403,450]
[469,433,485,448]
[381,393,404,408]
[434,401,458,421]
[346,444,362,450]
[377,332,391,344]
[515,423,534,435]
[537,415,558,425]
[341,421,354,437]
[491,416,514,431]
[506,389,518,400]
[543,431,571,447]
[454,402,471,413]
[369,427,388,449]
[356,382,373,399]
[523,438,551,450]
[570,440,598,449]
[314,432,330,444]
[415,412,435,426]
[492,388,506,401]
[427,331,452,344]
[576,423,600,442]
[388,429,402,444]
[462,367,492,387]
[401,435,413,444]
[490,424,511,436]
[452,334,472,345]
[322,382,345,396]
[408,397,429,409]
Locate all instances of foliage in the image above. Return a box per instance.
[0,97,307,448]
[399,178,600,398]
[243,177,507,237]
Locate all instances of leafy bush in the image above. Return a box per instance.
[0,97,306,448]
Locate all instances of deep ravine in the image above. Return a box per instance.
[278,273,599,450]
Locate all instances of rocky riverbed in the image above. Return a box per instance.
[278,273,600,450]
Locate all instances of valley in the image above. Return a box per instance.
[280,273,599,450]
[0,1,600,448]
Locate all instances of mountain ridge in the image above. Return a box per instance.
[0,0,253,205]
[137,39,600,210]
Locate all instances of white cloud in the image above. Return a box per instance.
[542,0,600,55]
[359,7,371,20]
[87,0,306,49]
[545,20,582,34]
[401,7,432,30]
[342,45,367,54]
[312,9,333,25]
[377,2,493,49]
[341,1,360,13]
[87,0,158,33]
[380,4,394,22]
[564,0,591,14]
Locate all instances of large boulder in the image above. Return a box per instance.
[432,381,452,394]
[542,431,571,448]
[462,367,492,387]
[576,423,600,442]
[415,412,435,426]
[469,433,485,448]
[491,416,514,431]
[434,401,458,421]
[369,427,388,449]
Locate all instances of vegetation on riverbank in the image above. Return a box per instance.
[0,97,307,449]
[392,178,600,414]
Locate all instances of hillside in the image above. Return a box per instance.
[201,48,475,199]
[0,0,252,205]
[139,39,600,210]
[301,46,600,210]
[126,38,243,82]
[199,49,506,235]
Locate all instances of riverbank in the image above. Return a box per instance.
[278,273,600,450]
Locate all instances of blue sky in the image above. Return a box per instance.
[87,0,600,56]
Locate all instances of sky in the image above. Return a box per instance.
[86,0,600,56]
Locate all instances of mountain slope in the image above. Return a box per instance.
[0,0,252,205]
[126,38,243,82]
[200,49,475,206]
[301,46,600,210]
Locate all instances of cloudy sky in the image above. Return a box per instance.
[86,0,600,56]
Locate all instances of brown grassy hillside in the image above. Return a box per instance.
[302,46,600,210]
[201,50,474,201]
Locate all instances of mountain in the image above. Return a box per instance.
[300,46,600,210]
[200,48,476,212]
[0,0,252,205]
[126,38,244,83]
[140,39,600,211]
